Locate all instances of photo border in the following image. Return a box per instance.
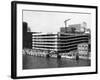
[11,1,98,79]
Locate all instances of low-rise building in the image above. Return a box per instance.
[32,32,90,55]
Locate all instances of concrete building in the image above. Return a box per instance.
[32,33,58,52]
[32,32,90,55]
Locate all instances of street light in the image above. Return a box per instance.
[64,18,71,27]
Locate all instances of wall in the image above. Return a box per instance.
[0,0,99,80]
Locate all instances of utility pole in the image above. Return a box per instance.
[64,19,71,27]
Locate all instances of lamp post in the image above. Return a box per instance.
[64,18,71,28]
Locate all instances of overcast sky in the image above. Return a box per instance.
[23,10,91,33]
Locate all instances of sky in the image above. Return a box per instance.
[23,10,91,33]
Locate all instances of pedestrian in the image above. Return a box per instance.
[76,52,79,61]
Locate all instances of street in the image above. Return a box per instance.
[23,54,90,69]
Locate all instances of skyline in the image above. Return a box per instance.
[23,10,91,33]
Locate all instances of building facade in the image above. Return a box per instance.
[32,32,90,54]
[32,33,58,52]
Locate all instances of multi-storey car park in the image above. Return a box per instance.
[32,32,90,58]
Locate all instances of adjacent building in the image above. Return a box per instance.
[23,22,33,49]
